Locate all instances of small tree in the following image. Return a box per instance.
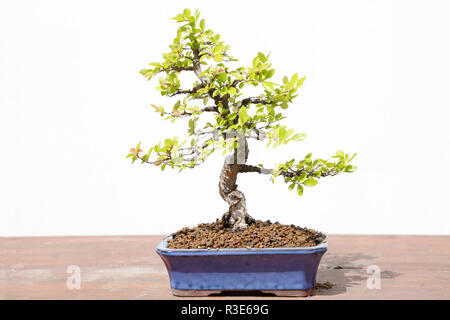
[128,9,357,231]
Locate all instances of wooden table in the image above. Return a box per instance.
[1,235,449,299]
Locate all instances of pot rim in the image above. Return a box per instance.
[156,233,328,254]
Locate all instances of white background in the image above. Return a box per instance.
[1,0,449,236]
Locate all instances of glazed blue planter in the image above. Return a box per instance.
[156,235,327,296]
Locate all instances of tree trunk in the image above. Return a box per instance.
[218,136,254,231]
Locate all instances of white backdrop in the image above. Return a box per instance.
[1,0,449,236]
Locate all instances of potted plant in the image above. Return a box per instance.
[128,9,357,297]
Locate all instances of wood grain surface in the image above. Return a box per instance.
[1,235,449,299]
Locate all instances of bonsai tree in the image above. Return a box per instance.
[128,9,356,231]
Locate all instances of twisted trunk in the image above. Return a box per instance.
[218,137,255,231]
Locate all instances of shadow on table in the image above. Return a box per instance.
[315,252,402,296]
[200,253,402,298]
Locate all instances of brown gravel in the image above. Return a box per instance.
[167,220,326,249]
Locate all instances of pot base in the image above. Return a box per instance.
[172,288,314,297]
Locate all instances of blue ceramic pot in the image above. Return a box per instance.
[156,235,327,296]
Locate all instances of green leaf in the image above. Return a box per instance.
[172,13,185,22]
[183,8,191,18]
[345,165,358,173]
[303,178,318,187]
[297,76,306,88]
[297,184,303,196]
[299,172,307,182]
[238,106,249,124]
[262,81,274,92]
[216,72,227,83]
[278,126,286,143]
[290,73,298,87]
[200,18,205,31]
[228,87,236,95]
[257,52,266,62]
[252,57,260,68]
[288,183,295,191]
[349,153,357,162]
[292,133,307,141]
[188,119,195,134]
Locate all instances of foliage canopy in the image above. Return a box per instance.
[128,9,356,196]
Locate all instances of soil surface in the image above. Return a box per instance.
[167,220,326,249]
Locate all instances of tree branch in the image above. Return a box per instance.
[164,66,194,73]
[239,164,342,180]
[167,89,197,97]
[192,48,208,84]
[157,105,218,118]
[239,165,273,175]
[241,97,270,106]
